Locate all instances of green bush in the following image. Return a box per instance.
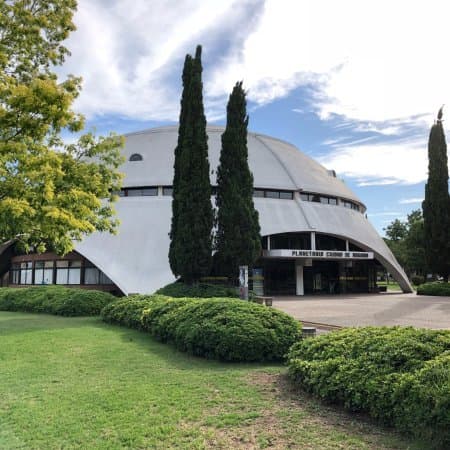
[101,295,301,362]
[101,295,158,329]
[411,275,425,286]
[417,281,450,296]
[155,281,238,298]
[0,286,116,316]
[287,327,450,446]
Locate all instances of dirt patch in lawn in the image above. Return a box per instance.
[203,371,412,450]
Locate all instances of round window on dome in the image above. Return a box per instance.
[129,153,143,162]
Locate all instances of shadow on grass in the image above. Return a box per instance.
[99,318,284,372]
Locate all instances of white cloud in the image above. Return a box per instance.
[399,197,424,204]
[317,140,427,186]
[206,0,450,132]
[63,0,261,120]
[63,0,450,135]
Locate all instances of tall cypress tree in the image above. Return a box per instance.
[215,81,261,279]
[169,54,192,276]
[422,107,450,281]
[171,45,213,283]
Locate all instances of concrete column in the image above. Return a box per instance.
[345,240,349,251]
[267,235,271,250]
[296,261,304,296]
[311,232,316,250]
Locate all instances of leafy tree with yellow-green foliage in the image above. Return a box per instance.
[0,0,123,255]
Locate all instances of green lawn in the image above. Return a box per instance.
[0,312,422,449]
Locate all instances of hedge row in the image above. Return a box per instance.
[155,281,238,298]
[0,286,116,316]
[288,327,450,447]
[101,295,301,362]
[417,281,450,296]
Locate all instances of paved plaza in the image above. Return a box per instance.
[273,293,450,329]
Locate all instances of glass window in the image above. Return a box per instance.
[300,193,309,201]
[320,196,329,204]
[253,189,265,198]
[316,234,346,251]
[163,187,173,196]
[56,260,81,285]
[68,264,81,285]
[142,188,158,196]
[34,261,53,285]
[265,191,280,199]
[126,187,158,197]
[329,197,337,205]
[100,272,113,285]
[311,194,321,203]
[126,189,141,197]
[271,232,311,250]
[20,261,33,285]
[10,263,20,284]
[129,153,143,162]
[280,191,293,200]
[84,267,100,284]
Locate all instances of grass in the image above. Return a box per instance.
[0,312,424,449]
[377,281,404,292]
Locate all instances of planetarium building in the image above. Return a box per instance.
[0,126,412,296]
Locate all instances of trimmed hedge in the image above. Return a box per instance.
[417,281,450,296]
[287,327,450,447]
[155,281,238,298]
[101,295,301,362]
[0,286,116,316]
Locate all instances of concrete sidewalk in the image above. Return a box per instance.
[273,292,450,329]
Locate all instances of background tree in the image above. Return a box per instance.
[214,81,261,279]
[384,210,426,278]
[422,108,450,281]
[0,0,123,255]
[170,45,212,283]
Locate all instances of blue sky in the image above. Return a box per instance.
[61,0,450,235]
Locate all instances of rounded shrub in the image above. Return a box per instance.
[391,353,450,448]
[287,326,450,445]
[417,281,450,296]
[0,286,116,316]
[142,297,302,362]
[101,295,301,362]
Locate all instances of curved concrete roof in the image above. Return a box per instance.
[72,126,411,295]
[122,126,363,205]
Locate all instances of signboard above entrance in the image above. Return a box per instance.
[263,249,374,260]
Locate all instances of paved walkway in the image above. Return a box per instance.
[273,293,450,329]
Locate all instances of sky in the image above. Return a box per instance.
[60,0,450,235]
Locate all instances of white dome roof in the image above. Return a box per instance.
[69,125,411,295]
[121,125,363,205]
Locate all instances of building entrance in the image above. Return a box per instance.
[261,259,376,296]
[262,260,296,295]
[303,261,340,294]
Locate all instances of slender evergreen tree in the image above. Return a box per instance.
[422,107,450,281]
[169,54,193,276]
[170,45,213,282]
[215,81,261,279]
